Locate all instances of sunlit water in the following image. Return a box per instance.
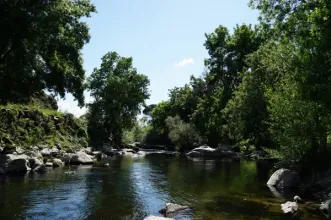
[0,153,325,220]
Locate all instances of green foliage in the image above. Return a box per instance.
[165,116,205,152]
[0,104,88,149]
[87,51,150,147]
[0,0,96,106]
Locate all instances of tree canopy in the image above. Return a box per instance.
[87,51,150,147]
[0,0,96,106]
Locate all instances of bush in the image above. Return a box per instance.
[165,116,205,152]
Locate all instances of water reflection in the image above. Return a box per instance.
[0,155,326,220]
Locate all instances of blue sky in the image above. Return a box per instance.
[58,0,259,116]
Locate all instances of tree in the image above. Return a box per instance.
[87,52,150,147]
[0,0,96,106]
[165,116,205,152]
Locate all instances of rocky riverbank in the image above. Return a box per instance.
[0,145,149,175]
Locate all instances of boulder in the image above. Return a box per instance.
[159,203,189,217]
[320,199,331,219]
[41,148,51,157]
[25,150,42,158]
[144,216,173,220]
[186,145,239,158]
[267,169,300,188]
[71,152,94,165]
[0,147,3,154]
[29,158,43,169]
[50,148,61,157]
[15,147,25,155]
[3,146,16,154]
[52,158,63,167]
[33,164,47,173]
[0,154,30,173]
[45,162,53,167]
[102,145,113,156]
[281,201,298,214]
[84,147,93,155]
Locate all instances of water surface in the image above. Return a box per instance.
[0,154,324,219]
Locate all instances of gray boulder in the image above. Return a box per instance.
[0,147,3,154]
[320,199,331,219]
[267,168,300,188]
[45,162,53,167]
[70,152,94,165]
[41,148,51,157]
[52,158,63,167]
[186,145,238,158]
[281,201,298,214]
[15,147,25,155]
[29,158,43,169]
[159,203,189,217]
[0,154,31,173]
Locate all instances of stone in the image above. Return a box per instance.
[52,158,63,167]
[15,147,25,155]
[320,200,331,219]
[50,148,61,157]
[0,147,3,154]
[45,162,53,167]
[3,146,16,154]
[186,145,238,158]
[281,201,298,214]
[159,203,189,217]
[33,164,47,173]
[267,168,300,188]
[84,147,93,155]
[71,152,94,165]
[102,145,113,156]
[40,148,51,157]
[144,216,173,220]
[29,158,43,169]
[0,154,31,173]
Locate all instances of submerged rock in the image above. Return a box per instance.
[159,203,189,217]
[267,168,300,188]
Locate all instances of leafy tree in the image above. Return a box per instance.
[0,0,96,106]
[165,116,205,152]
[87,52,150,147]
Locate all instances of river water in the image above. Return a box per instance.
[0,153,325,220]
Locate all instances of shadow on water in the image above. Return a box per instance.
[0,154,326,220]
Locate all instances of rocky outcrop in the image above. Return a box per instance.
[159,203,189,217]
[45,162,53,167]
[267,168,300,188]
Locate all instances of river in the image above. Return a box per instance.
[0,153,325,219]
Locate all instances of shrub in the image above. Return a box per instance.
[165,116,205,152]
